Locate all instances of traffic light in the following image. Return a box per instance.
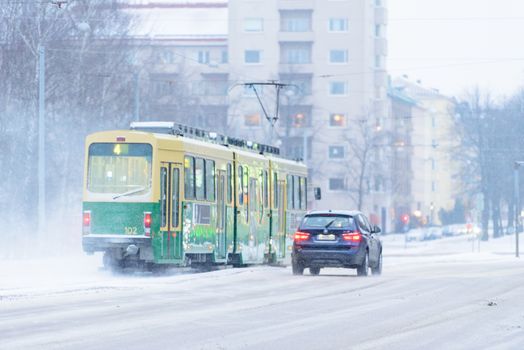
[401,214,410,225]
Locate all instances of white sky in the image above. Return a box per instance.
[388,0,524,97]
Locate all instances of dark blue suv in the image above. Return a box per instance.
[291,210,383,276]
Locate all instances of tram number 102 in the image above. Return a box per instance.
[124,227,138,235]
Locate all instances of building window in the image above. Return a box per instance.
[375,55,382,68]
[329,146,345,159]
[196,76,228,96]
[280,42,312,64]
[158,49,174,64]
[329,178,345,191]
[198,51,210,64]
[244,18,263,32]
[330,113,346,127]
[374,176,383,192]
[329,49,348,64]
[285,137,312,160]
[375,25,382,37]
[329,81,348,95]
[280,10,312,32]
[285,105,312,128]
[279,73,312,96]
[244,50,261,64]
[244,113,261,127]
[198,105,228,130]
[221,50,228,64]
[329,18,349,32]
[291,113,306,127]
[150,73,177,97]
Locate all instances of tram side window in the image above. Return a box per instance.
[244,167,249,221]
[294,175,300,210]
[161,167,168,227]
[287,175,294,209]
[195,158,205,200]
[172,168,180,227]
[301,177,307,210]
[238,165,244,205]
[249,178,257,213]
[273,172,278,209]
[184,156,195,199]
[227,163,232,204]
[205,160,215,201]
[263,170,268,208]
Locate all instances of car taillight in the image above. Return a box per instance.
[342,231,362,242]
[144,212,152,236]
[83,211,91,235]
[294,231,310,242]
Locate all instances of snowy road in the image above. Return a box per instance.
[1,235,524,350]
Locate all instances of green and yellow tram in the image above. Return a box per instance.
[82,122,308,269]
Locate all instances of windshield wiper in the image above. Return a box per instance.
[324,219,336,229]
[113,186,146,200]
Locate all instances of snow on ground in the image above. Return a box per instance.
[1,234,523,350]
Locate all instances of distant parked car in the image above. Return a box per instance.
[291,210,382,276]
[426,226,443,240]
[405,228,426,242]
[442,224,465,237]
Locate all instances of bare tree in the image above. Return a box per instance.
[454,87,524,240]
[0,0,137,256]
[340,114,390,211]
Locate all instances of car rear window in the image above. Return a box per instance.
[301,215,356,230]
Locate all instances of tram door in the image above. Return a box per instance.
[216,170,227,259]
[160,162,182,260]
[277,180,286,258]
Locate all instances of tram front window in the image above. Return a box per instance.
[87,143,152,195]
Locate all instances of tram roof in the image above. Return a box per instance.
[86,129,306,170]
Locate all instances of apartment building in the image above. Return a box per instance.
[127,0,390,229]
[228,0,389,224]
[124,1,231,132]
[391,77,460,227]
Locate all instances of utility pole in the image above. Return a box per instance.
[134,72,140,122]
[38,44,46,237]
[514,161,524,258]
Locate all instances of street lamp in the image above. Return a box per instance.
[514,161,524,258]
[37,44,46,238]
[37,19,91,238]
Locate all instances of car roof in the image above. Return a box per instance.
[305,210,362,217]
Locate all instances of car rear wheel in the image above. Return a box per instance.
[309,267,321,276]
[292,261,304,275]
[371,252,382,276]
[357,251,370,277]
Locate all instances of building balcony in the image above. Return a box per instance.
[278,0,315,10]
[278,31,315,42]
[375,7,388,25]
[374,70,388,87]
[375,38,388,56]
[196,62,229,75]
[278,63,314,74]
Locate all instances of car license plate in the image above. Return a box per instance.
[317,234,336,241]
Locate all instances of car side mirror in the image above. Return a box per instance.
[372,225,381,234]
[314,187,321,200]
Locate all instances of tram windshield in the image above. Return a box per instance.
[87,143,152,196]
